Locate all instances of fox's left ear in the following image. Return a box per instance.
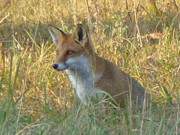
[75,24,94,50]
[74,24,88,45]
[48,25,66,45]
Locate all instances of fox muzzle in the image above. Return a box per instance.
[52,63,68,71]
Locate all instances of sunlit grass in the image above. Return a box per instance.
[0,0,179,134]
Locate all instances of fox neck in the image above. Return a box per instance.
[66,55,96,104]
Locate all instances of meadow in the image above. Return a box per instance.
[0,0,179,134]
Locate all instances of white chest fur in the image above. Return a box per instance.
[65,55,96,104]
[66,71,91,103]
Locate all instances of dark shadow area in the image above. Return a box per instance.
[0,9,179,49]
[101,10,180,45]
[0,22,51,45]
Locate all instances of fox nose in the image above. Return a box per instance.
[52,64,58,69]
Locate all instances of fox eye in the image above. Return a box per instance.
[66,50,75,56]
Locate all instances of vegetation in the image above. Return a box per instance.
[0,0,179,134]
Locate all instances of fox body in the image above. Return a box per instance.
[48,24,147,106]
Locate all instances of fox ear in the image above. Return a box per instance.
[75,24,88,45]
[75,24,94,50]
[48,25,65,45]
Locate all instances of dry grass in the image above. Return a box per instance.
[0,0,180,134]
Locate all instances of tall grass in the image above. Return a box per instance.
[0,0,179,134]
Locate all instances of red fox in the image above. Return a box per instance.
[48,24,148,107]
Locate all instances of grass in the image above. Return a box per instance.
[0,0,180,134]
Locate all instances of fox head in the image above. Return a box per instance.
[48,24,94,71]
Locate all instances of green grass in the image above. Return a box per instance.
[0,0,180,134]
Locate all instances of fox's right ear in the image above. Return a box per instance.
[48,25,65,45]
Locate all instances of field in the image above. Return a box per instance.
[0,0,180,134]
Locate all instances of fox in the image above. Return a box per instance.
[48,24,148,107]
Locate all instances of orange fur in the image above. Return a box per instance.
[48,24,148,107]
